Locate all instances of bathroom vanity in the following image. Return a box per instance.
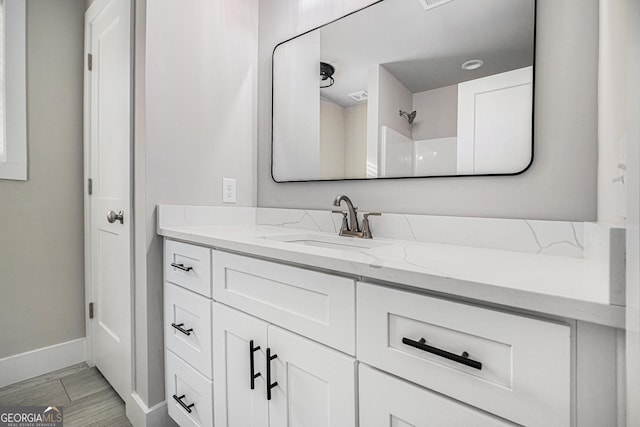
[158,205,624,427]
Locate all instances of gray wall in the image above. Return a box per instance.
[625,0,640,423]
[139,0,259,407]
[0,0,86,359]
[257,0,599,221]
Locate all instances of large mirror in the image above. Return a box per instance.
[272,0,535,182]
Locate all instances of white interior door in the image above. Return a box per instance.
[85,0,132,401]
[457,66,533,175]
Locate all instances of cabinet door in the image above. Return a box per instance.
[213,303,269,427]
[267,325,356,427]
[359,364,515,427]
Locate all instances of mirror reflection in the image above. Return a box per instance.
[272,0,535,182]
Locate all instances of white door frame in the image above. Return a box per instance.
[83,0,135,394]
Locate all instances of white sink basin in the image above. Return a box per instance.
[262,233,391,251]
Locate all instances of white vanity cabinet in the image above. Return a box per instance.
[162,237,619,427]
[163,239,357,427]
[212,303,357,427]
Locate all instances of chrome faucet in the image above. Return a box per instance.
[332,195,381,239]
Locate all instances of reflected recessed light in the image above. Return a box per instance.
[461,59,484,70]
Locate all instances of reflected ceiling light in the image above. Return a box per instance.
[320,62,335,88]
[461,59,484,70]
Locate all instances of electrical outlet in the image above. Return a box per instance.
[223,178,237,203]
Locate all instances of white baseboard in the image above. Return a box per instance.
[127,392,175,427]
[0,338,86,388]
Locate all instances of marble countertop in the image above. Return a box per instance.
[158,222,625,328]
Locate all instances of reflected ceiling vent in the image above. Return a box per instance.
[348,91,368,102]
[417,0,455,11]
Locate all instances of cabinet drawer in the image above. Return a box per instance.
[359,364,515,427]
[357,283,571,427]
[165,240,212,297]
[165,283,213,378]
[166,350,214,427]
[213,251,356,355]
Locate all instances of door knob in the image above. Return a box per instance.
[107,210,124,224]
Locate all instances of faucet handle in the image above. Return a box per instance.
[331,210,350,233]
[361,212,381,239]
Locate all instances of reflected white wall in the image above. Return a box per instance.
[272,31,320,181]
[377,65,412,139]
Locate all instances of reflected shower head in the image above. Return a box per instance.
[399,110,417,124]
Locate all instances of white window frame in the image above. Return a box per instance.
[0,0,27,181]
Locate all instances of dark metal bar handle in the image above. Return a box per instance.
[250,340,261,390]
[172,394,195,413]
[266,348,278,401]
[171,323,193,336]
[171,262,193,272]
[402,337,482,370]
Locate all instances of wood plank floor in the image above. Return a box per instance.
[0,363,132,426]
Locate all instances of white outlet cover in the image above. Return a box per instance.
[223,178,237,203]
